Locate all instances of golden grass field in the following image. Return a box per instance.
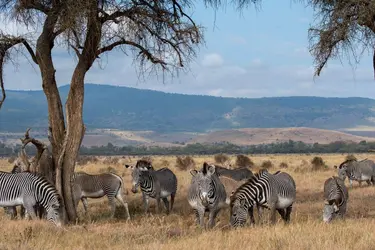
[1,153,375,250]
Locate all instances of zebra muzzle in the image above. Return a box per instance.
[131,187,138,193]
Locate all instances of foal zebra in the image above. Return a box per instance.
[72,171,131,220]
[125,160,177,214]
[323,176,349,223]
[187,162,227,228]
[230,169,296,227]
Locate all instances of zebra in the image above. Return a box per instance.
[72,171,130,220]
[187,162,227,229]
[214,165,254,181]
[0,171,63,226]
[323,176,349,223]
[4,164,25,219]
[334,159,375,187]
[125,160,177,214]
[230,169,296,227]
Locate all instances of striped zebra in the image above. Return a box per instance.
[0,171,63,226]
[4,165,25,219]
[230,169,296,227]
[72,171,131,220]
[323,176,349,223]
[335,159,375,187]
[125,160,177,214]
[187,162,227,228]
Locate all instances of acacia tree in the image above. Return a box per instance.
[307,0,375,78]
[0,0,256,223]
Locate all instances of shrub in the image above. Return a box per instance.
[345,154,357,161]
[160,159,170,167]
[260,160,274,169]
[99,166,118,174]
[279,162,288,169]
[214,153,229,164]
[103,157,119,165]
[235,154,254,168]
[311,156,327,171]
[175,156,195,171]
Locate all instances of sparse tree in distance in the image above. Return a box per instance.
[0,0,256,223]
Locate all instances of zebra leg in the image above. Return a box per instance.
[142,192,150,214]
[107,196,117,218]
[270,206,277,225]
[358,180,362,187]
[170,193,176,212]
[257,205,264,224]
[162,197,170,215]
[349,179,353,188]
[285,205,293,223]
[194,208,205,227]
[81,198,89,213]
[115,191,131,220]
[208,209,219,229]
[20,206,26,219]
[248,206,255,225]
[366,180,371,186]
[23,204,37,220]
[277,209,286,221]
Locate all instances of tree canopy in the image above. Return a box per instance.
[307,0,375,78]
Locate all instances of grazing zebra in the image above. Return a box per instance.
[214,165,254,181]
[187,162,227,228]
[230,169,296,227]
[4,165,25,219]
[72,171,130,220]
[125,160,177,214]
[0,171,63,226]
[323,176,349,223]
[335,159,375,187]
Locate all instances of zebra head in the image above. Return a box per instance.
[190,162,217,207]
[46,194,64,227]
[229,197,248,227]
[335,160,352,181]
[125,160,153,193]
[322,200,339,223]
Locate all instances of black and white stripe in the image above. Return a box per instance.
[0,171,62,226]
[125,160,177,215]
[323,176,348,223]
[336,159,375,187]
[230,169,296,227]
[72,171,130,220]
[187,162,227,228]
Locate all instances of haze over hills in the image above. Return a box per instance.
[1,84,375,146]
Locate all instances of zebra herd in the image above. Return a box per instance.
[0,157,373,228]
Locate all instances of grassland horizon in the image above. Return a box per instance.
[1,153,375,250]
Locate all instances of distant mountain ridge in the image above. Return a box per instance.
[1,83,375,133]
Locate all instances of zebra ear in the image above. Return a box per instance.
[240,199,246,206]
[207,165,216,175]
[190,170,198,176]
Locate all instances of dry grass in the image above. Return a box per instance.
[1,153,375,249]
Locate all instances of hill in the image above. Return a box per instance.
[1,84,375,134]
[188,127,375,146]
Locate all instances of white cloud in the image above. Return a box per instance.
[201,53,224,68]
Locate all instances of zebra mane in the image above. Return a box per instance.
[136,159,153,170]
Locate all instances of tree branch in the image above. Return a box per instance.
[97,39,168,67]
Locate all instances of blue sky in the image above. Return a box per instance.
[3,1,375,98]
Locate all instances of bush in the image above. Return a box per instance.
[311,156,327,171]
[260,160,274,169]
[345,154,357,161]
[103,157,119,165]
[235,154,254,168]
[99,166,118,174]
[214,153,229,164]
[175,156,195,171]
[279,162,288,169]
[160,159,170,167]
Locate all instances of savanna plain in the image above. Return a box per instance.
[0,153,375,250]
